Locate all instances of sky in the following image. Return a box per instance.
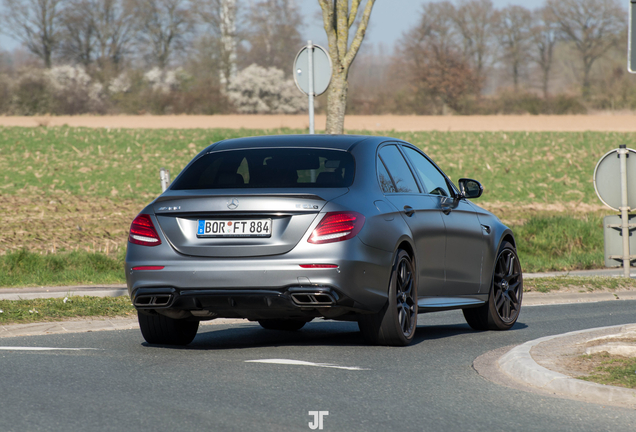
[0,0,548,56]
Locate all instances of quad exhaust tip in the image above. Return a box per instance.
[290,292,336,306]
[134,294,173,307]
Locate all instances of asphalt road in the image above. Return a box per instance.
[1,301,636,432]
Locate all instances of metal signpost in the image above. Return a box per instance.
[594,145,636,277]
[293,41,332,134]
[630,0,636,73]
[160,167,170,192]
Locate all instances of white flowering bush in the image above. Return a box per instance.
[47,65,91,91]
[143,67,188,93]
[227,64,306,114]
[109,72,132,94]
[46,65,105,113]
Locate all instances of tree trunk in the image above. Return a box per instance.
[220,0,237,90]
[319,0,375,134]
[44,47,52,68]
[325,70,348,134]
[542,67,550,99]
[582,61,592,99]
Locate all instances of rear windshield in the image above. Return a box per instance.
[171,148,355,190]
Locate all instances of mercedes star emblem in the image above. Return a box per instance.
[227,198,239,210]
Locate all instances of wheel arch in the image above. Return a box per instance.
[396,238,415,261]
[500,231,516,250]
[394,237,417,289]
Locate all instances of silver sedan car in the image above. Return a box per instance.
[126,135,522,346]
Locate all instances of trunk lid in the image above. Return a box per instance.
[152,189,348,257]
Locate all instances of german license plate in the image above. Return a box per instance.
[197,219,272,238]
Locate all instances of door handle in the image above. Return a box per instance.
[403,206,415,217]
[481,224,491,234]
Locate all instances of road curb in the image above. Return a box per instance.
[497,325,636,409]
[523,290,636,306]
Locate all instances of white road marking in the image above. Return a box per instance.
[0,347,101,351]
[245,358,369,370]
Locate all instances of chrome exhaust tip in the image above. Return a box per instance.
[290,292,336,306]
[134,294,173,307]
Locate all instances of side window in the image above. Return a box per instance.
[403,147,451,197]
[378,145,419,193]
[377,158,396,193]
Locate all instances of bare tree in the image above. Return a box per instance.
[493,5,532,91]
[219,0,237,89]
[408,1,458,57]
[58,0,136,72]
[318,0,375,134]
[530,7,559,99]
[546,0,626,96]
[1,0,67,67]
[243,0,303,75]
[60,0,95,66]
[398,2,481,114]
[132,0,194,68]
[451,0,496,84]
[92,0,137,70]
[196,0,237,89]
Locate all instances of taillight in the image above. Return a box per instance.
[308,211,365,244]
[128,214,162,246]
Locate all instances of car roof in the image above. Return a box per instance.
[207,134,387,152]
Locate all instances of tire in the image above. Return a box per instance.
[358,249,418,346]
[258,319,308,331]
[137,311,199,345]
[463,241,523,331]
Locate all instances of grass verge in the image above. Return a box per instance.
[0,249,125,288]
[0,249,632,290]
[524,276,636,293]
[578,354,636,389]
[0,296,135,324]
[514,215,604,272]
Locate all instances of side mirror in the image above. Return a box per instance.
[458,178,483,199]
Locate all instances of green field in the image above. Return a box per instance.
[0,126,630,203]
[0,125,629,286]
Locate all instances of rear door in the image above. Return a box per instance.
[401,146,485,296]
[377,144,446,295]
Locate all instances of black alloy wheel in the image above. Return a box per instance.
[395,255,417,337]
[358,249,418,346]
[463,241,523,331]
[492,246,523,324]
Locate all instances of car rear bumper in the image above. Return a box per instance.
[132,285,359,320]
[126,238,394,319]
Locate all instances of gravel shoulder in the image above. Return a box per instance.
[3,114,636,132]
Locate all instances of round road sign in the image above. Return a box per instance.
[593,147,636,211]
[293,44,332,96]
